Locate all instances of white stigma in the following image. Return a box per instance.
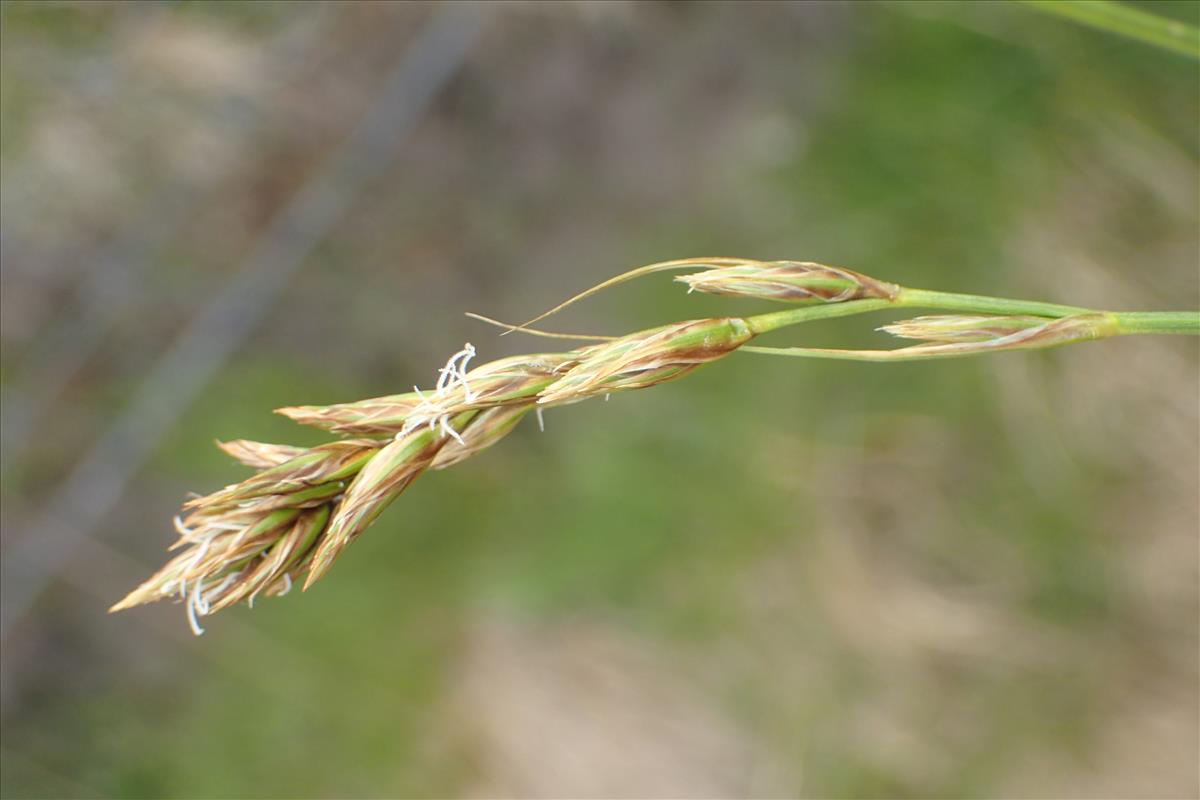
[203,572,241,611]
[184,537,212,572]
[401,343,479,441]
[186,581,206,636]
[436,343,476,400]
[440,415,466,445]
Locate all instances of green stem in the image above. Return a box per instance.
[1112,311,1200,335]
[741,344,1000,363]
[894,287,1090,318]
[743,288,1092,336]
[746,288,1200,337]
[745,298,896,335]
[1017,0,1200,60]
[741,288,1198,365]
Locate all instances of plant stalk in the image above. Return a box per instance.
[744,288,1199,341]
[894,288,1091,318]
[1112,311,1200,335]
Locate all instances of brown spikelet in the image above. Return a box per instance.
[304,424,453,588]
[203,506,330,613]
[276,395,425,433]
[277,353,580,435]
[431,404,532,470]
[109,506,308,633]
[676,260,900,303]
[187,439,380,510]
[216,439,309,469]
[537,318,755,405]
[880,315,1049,343]
[879,313,1118,353]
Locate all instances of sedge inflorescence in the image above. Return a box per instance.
[114,257,1192,633]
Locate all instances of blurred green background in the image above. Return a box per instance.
[1,1,1197,797]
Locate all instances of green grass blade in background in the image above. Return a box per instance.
[1017,0,1200,58]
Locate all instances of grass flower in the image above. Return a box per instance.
[112,257,1198,633]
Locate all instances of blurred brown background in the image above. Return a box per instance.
[1,2,1197,797]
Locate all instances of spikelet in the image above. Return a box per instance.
[879,315,1051,343]
[190,439,379,510]
[878,313,1118,355]
[304,423,455,587]
[109,438,388,631]
[275,394,425,435]
[537,318,755,405]
[277,352,579,435]
[431,404,533,470]
[216,439,309,469]
[676,260,899,304]
[111,506,323,635]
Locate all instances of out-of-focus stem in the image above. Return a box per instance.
[1017,0,1200,60]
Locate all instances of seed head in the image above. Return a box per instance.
[112,317,762,634]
